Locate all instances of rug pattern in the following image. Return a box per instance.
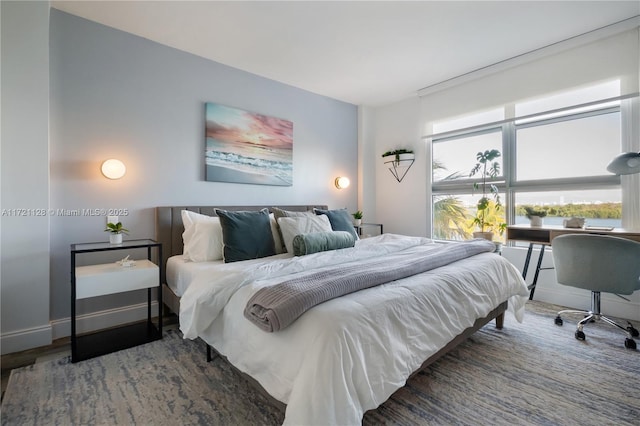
[2,301,638,425]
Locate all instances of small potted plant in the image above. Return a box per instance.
[351,210,363,226]
[469,149,506,241]
[524,206,547,227]
[105,221,129,245]
[381,149,414,164]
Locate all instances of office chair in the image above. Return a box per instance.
[551,234,640,349]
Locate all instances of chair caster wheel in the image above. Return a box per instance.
[555,316,563,326]
[627,323,639,338]
[575,330,585,340]
[624,338,637,350]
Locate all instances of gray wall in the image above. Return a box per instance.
[45,11,356,336]
[1,1,52,354]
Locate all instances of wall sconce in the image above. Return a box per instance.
[101,159,126,180]
[335,176,350,189]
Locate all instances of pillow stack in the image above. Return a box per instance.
[181,207,360,262]
[274,207,359,256]
[278,214,333,254]
[181,209,283,263]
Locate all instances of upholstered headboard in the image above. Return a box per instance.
[155,205,327,282]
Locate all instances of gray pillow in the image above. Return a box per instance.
[215,208,276,263]
[272,207,314,252]
[313,208,358,240]
[292,231,356,256]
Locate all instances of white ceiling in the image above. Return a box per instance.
[51,1,640,106]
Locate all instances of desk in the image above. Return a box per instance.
[506,225,640,300]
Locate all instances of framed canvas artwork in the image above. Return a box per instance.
[205,102,293,186]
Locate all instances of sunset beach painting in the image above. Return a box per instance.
[205,102,293,186]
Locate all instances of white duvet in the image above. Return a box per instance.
[180,234,529,425]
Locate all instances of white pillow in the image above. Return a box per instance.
[181,210,223,262]
[278,215,332,254]
[270,213,285,255]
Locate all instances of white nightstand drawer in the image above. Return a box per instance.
[76,259,159,299]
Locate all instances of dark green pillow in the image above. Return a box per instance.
[215,208,276,263]
[314,208,358,239]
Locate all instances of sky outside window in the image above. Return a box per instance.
[516,111,621,181]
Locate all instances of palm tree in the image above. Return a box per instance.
[433,196,472,240]
[432,160,471,240]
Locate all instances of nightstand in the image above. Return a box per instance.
[70,239,162,363]
[354,223,384,237]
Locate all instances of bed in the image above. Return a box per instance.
[155,205,529,425]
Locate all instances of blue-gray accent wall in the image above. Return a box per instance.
[49,9,358,324]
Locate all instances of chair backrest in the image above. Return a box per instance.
[551,234,640,295]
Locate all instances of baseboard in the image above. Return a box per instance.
[51,301,160,340]
[2,302,161,356]
[1,324,52,356]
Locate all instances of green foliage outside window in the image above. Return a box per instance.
[515,204,621,219]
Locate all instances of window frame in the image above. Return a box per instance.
[430,103,622,240]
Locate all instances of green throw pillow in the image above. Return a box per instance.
[215,208,276,263]
[292,231,356,256]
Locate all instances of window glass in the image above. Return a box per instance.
[432,130,502,182]
[514,189,622,228]
[432,193,506,242]
[516,111,620,181]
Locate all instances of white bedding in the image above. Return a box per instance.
[166,253,293,297]
[166,256,222,297]
[179,234,529,425]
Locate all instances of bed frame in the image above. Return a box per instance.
[155,205,328,314]
[155,205,507,416]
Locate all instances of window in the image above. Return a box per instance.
[515,109,620,181]
[431,84,624,242]
[514,190,622,227]
[432,192,506,241]
[432,129,502,183]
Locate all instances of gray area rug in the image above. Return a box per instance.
[2,301,638,425]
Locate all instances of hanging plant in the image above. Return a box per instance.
[382,149,414,163]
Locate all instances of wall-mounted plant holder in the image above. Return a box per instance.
[382,150,415,183]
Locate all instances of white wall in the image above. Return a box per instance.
[364,28,640,321]
[370,97,429,237]
[1,1,52,354]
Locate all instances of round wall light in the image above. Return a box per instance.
[335,176,350,189]
[101,159,126,180]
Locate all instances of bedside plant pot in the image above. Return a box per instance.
[397,153,415,162]
[353,219,362,226]
[473,231,494,241]
[109,233,123,245]
[529,216,544,227]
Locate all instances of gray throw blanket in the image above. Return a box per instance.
[244,239,496,332]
